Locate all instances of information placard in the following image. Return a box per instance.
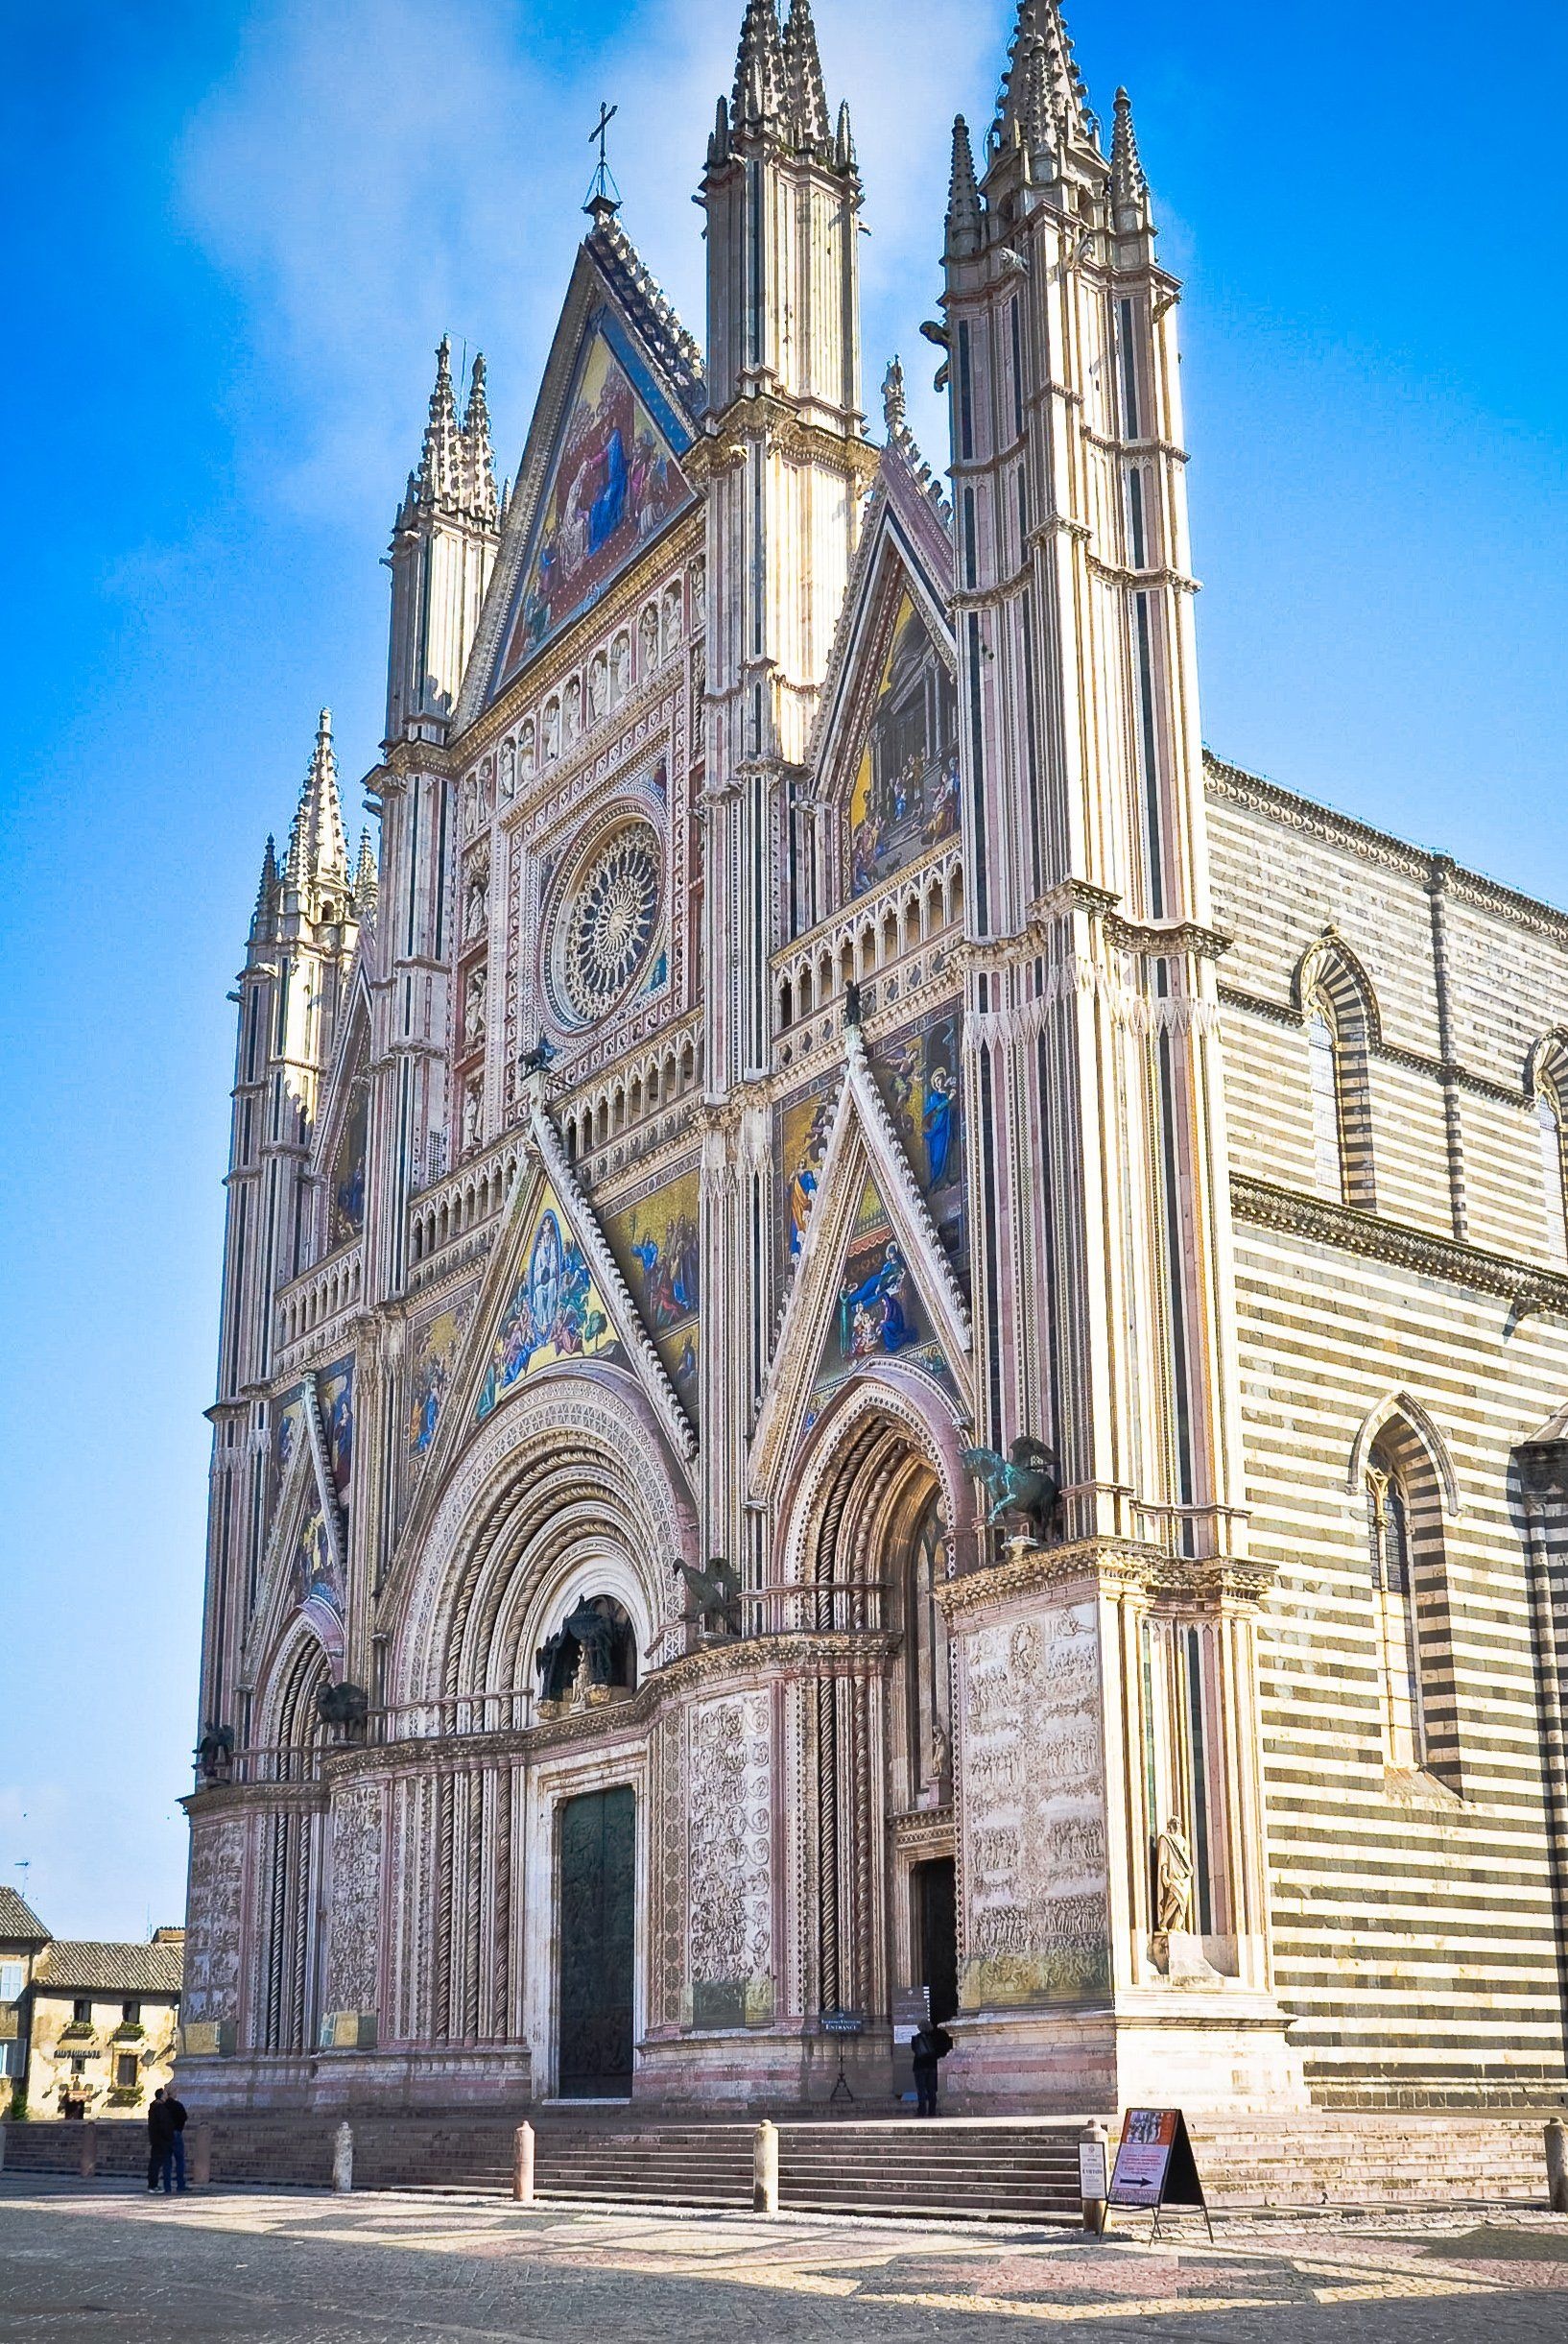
[1078,2139,1108,2200]
[1107,2108,1212,2238]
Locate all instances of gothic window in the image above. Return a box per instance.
[1299,943,1377,1211]
[1365,1449,1427,1769]
[1307,1003,1343,1201]
[1536,1083,1568,1264]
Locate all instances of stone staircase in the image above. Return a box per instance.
[529,2117,1082,2221]
[3,2106,1558,2215]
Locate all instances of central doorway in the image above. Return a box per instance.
[557,1784,635,2097]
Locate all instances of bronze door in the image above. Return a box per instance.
[557,1784,635,2097]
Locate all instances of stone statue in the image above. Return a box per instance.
[316,1682,368,1736]
[962,1436,1060,1539]
[675,1554,742,1637]
[462,1077,483,1155]
[609,632,630,704]
[1155,1816,1195,1934]
[535,1628,573,1707]
[563,1598,617,1686]
[464,965,487,1048]
[194,1721,234,1781]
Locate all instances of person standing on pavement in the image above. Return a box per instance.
[146,2088,172,2190]
[160,2087,189,2192]
[910,2019,954,2117]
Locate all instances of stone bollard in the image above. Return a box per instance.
[512,2122,535,2206]
[1547,2117,1568,2214]
[752,2118,779,2215]
[1079,2119,1109,2234]
[332,2120,353,2195]
[190,2125,213,2189]
[78,2123,96,2182]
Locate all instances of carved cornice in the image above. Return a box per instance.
[937,1536,1274,1618]
[1105,911,1233,962]
[689,400,881,489]
[1231,1173,1568,1319]
[1206,754,1568,946]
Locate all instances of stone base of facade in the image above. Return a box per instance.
[946,1991,1310,2116]
[175,2045,535,2116]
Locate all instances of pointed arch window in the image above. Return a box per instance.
[1307,1001,1343,1202]
[1365,1453,1425,1771]
[1300,945,1377,1212]
[1536,1083,1568,1264]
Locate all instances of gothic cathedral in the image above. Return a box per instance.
[183,1,1568,2116]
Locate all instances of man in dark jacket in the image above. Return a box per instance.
[910,2021,954,2117]
[146,2089,172,2190]
[160,2089,189,2193]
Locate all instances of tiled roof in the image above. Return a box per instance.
[0,1887,51,1945]
[33,1940,182,1997]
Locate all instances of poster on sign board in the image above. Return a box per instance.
[1107,2108,1212,2238]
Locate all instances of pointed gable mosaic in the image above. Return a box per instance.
[846,590,959,896]
[475,1184,624,1422]
[603,1163,701,1418]
[805,1167,959,1433]
[492,316,693,691]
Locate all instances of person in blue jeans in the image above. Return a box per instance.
[158,2090,188,2191]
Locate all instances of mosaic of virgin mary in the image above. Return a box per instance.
[501,328,689,676]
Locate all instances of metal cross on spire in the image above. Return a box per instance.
[584,100,622,221]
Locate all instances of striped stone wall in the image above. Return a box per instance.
[1207,760,1568,2106]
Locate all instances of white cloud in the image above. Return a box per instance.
[178,0,1020,521]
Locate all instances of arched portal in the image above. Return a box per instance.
[778,1372,963,2041]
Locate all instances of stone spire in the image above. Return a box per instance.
[461,353,498,525]
[283,709,350,898]
[990,0,1094,155]
[250,834,278,942]
[1110,86,1152,233]
[945,115,983,258]
[353,827,379,918]
[783,0,830,151]
[732,0,787,127]
[416,335,463,506]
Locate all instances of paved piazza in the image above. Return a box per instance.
[2,2181,1566,2340]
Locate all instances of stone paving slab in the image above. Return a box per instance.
[1,2178,1565,2340]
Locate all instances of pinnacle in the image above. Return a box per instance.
[353,828,379,915]
[732,0,786,127]
[783,0,829,151]
[284,706,350,898]
[945,114,983,258]
[990,0,1095,156]
[1111,85,1151,216]
[402,335,496,530]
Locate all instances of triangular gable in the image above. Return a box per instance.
[751,1028,971,1495]
[242,1379,345,1692]
[807,481,959,904]
[461,232,702,722]
[388,1088,699,1578]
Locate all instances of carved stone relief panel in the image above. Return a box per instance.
[686,1687,773,2025]
[326,1779,383,2016]
[956,1601,1109,2008]
[183,1813,247,2026]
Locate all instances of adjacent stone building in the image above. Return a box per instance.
[0,1893,182,2119]
[181,0,1568,2117]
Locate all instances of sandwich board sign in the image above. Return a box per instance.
[1106,2108,1213,2238]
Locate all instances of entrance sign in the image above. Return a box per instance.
[1107,2108,1213,2239]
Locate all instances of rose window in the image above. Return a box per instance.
[555,822,662,1025]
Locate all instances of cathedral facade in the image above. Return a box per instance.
[181,0,1568,2117]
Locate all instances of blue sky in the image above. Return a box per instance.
[1,0,1564,1939]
